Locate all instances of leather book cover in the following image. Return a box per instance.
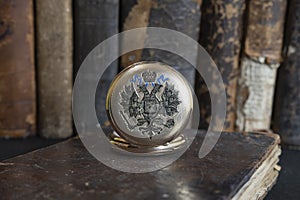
[73,0,119,126]
[273,0,300,148]
[0,0,36,137]
[236,0,286,131]
[120,0,202,87]
[195,0,246,131]
[0,130,280,199]
[36,0,73,138]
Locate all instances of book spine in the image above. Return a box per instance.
[121,0,202,87]
[74,0,119,125]
[36,0,73,138]
[273,0,300,147]
[236,0,287,131]
[195,0,246,131]
[120,0,151,69]
[0,0,36,137]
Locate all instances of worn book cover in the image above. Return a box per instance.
[236,0,286,131]
[74,0,119,126]
[273,0,300,148]
[121,0,202,87]
[195,0,246,131]
[36,0,73,138]
[0,130,280,199]
[0,0,36,137]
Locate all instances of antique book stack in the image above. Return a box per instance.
[273,0,300,149]
[0,130,281,199]
[0,0,294,198]
[0,0,74,139]
[0,0,120,138]
[196,0,287,133]
[0,0,36,137]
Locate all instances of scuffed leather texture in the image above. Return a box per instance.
[36,0,73,138]
[196,0,246,131]
[121,0,202,87]
[0,0,36,137]
[0,130,279,199]
[273,0,300,147]
[245,0,286,63]
[73,0,119,126]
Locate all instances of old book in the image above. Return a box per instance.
[36,0,73,138]
[195,0,246,131]
[0,130,280,199]
[74,0,119,125]
[236,0,287,131]
[121,0,202,87]
[273,0,300,148]
[0,0,36,137]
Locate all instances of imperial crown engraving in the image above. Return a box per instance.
[119,70,181,138]
[142,70,156,82]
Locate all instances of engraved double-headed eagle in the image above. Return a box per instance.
[119,70,181,137]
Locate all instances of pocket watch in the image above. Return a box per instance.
[106,61,193,154]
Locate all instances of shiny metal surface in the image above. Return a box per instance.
[106,61,193,146]
[109,131,187,155]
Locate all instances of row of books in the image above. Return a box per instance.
[0,0,299,148]
[0,0,119,138]
[1,1,295,197]
[197,0,300,150]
